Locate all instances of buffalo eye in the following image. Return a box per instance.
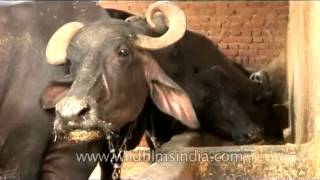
[118,48,130,57]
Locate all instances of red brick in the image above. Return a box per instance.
[211,36,223,43]
[261,29,273,37]
[252,19,266,27]
[222,36,240,43]
[205,2,217,8]
[215,15,231,24]
[190,22,206,27]
[242,36,253,43]
[228,15,245,22]
[275,6,289,15]
[198,24,218,30]
[197,29,209,36]
[204,32,211,37]
[241,30,252,36]
[257,8,276,17]
[271,29,286,36]
[215,2,228,9]
[191,23,205,29]
[229,22,243,29]
[243,22,260,28]
[270,53,280,58]
[256,55,269,62]
[252,29,262,36]
[267,21,287,29]
[249,44,260,50]
[228,2,247,9]
[247,2,268,8]
[235,8,257,15]
[220,30,230,38]
[186,2,210,9]
[278,14,288,21]
[251,14,266,25]
[208,29,220,36]
[251,14,263,21]
[187,16,201,23]
[228,43,239,49]
[239,49,258,56]
[185,8,206,16]
[274,42,284,48]
[230,29,241,36]
[272,2,288,7]
[253,37,264,43]
[258,49,270,56]
[265,13,278,21]
[259,50,280,57]
[258,43,269,50]
[221,49,238,56]
[189,24,201,30]
[263,36,277,43]
[218,43,228,49]
[223,49,238,56]
[196,9,217,16]
[176,2,190,8]
[239,43,249,50]
[215,21,223,28]
[200,15,212,22]
[216,7,235,15]
[100,1,132,9]
[221,21,231,28]
[131,6,147,12]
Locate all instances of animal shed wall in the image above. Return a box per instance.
[100,1,288,70]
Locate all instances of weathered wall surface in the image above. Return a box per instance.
[100,1,288,69]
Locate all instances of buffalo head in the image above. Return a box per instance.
[41,1,199,142]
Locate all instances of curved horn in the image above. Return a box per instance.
[46,22,84,65]
[134,1,186,50]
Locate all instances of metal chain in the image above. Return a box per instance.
[106,122,135,180]
[149,112,161,149]
[112,166,121,180]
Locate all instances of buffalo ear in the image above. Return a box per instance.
[139,52,199,129]
[40,83,69,110]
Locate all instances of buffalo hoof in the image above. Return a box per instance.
[232,124,264,145]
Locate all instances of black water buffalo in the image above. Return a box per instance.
[1,2,200,180]
[40,2,202,179]
[42,0,280,145]
[0,2,282,180]
[0,2,116,180]
[41,0,283,175]
[108,10,283,145]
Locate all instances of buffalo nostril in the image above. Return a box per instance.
[78,106,90,117]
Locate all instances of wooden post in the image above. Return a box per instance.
[288,1,320,144]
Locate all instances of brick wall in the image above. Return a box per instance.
[99,1,288,69]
